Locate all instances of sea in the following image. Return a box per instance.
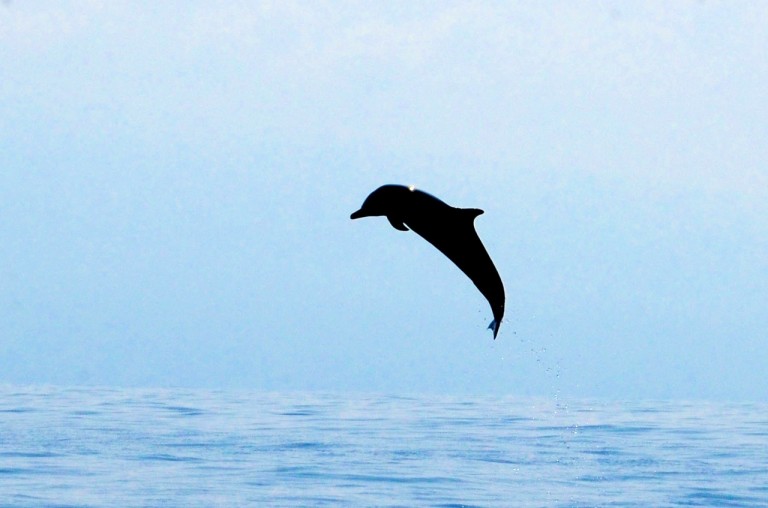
[0,385,766,507]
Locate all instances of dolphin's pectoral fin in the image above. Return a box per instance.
[387,216,409,231]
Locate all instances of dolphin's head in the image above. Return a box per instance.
[350,184,413,220]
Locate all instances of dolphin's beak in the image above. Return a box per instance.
[350,208,367,220]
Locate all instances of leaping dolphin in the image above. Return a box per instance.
[350,184,505,338]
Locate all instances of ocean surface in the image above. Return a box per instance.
[0,386,766,507]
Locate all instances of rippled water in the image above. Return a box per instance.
[1,386,766,506]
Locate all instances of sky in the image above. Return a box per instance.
[1,1,766,400]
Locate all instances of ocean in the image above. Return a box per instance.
[0,386,766,507]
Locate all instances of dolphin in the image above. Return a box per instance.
[350,184,505,338]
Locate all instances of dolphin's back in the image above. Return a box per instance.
[405,206,505,336]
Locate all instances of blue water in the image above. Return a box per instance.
[1,386,766,507]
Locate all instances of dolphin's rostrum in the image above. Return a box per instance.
[351,184,505,338]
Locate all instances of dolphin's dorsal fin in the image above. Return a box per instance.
[461,208,484,220]
[387,215,409,231]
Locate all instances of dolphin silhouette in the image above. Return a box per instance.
[350,184,505,338]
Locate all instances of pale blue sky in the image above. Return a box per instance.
[1,1,766,400]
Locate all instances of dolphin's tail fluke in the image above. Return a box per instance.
[487,319,499,339]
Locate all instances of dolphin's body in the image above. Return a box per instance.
[350,184,505,338]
